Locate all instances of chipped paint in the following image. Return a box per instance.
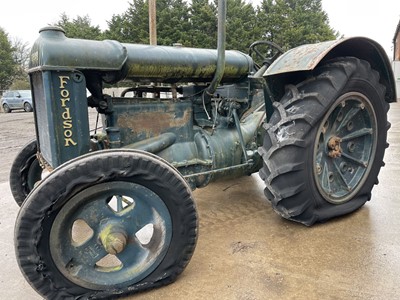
[118,108,191,139]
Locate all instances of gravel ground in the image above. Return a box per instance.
[0,111,36,183]
[0,108,99,183]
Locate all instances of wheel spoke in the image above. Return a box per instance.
[116,195,124,212]
[73,198,115,229]
[63,236,108,276]
[253,47,266,61]
[328,106,344,133]
[341,152,368,168]
[116,226,168,268]
[116,237,148,267]
[341,128,373,142]
[336,107,361,132]
[125,200,155,232]
[333,161,351,191]
[321,161,331,193]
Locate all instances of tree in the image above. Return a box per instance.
[105,0,149,43]
[257,0,338,51]
[54,13,103,40]
[189,0,217,48]
[55,0,338,53]
[10,37,30,89]
[0,28,17,92]
[225,0,260,52]
[156,0,191,46]
[105,0,191,46]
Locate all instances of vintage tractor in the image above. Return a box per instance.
[11,1,396,299]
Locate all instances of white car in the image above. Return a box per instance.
[1,90,33,113]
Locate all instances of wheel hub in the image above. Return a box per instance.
[328,136,342,158]
[100,223,128,255]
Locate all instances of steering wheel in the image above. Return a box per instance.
[248,40,284,69]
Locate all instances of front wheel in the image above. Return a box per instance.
[23,102,33,112]
[259,57,390,225]
[15,150,198,299]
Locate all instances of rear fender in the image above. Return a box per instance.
[264,37,397,103]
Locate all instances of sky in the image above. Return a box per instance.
[0,0,399,60]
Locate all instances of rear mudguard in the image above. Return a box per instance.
[264,37,397,103]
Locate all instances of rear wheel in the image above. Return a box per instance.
[259,57,390,225]
[15,150,198,299]
[9,139,42,206]
[3,103,11,113]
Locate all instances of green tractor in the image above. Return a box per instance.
[11,1,396,299]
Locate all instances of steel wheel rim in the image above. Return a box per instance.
[50,181,172,289]
[313,92,378,204]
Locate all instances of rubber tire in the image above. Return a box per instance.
[3,103,11,113]
[9,139,42,206]
[259,57,390,226]
[15,149,198,299]
[23,102,33,112]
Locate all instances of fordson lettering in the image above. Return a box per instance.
[59,76,77,146]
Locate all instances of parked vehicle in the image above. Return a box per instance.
[1,90,33,112]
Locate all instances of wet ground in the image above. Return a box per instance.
[0,102,399,299]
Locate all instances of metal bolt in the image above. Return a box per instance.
[328,172,334,182]
[100,225,128,255]
[347,121,354,131]
[347,142,356,153]
[337,111,343,122]
[316,164,322,175]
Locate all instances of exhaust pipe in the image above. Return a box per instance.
[205,0,227,95]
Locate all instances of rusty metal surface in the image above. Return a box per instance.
[264,36,387,75]
[264,36,397,103]
[114,99,193,143]
[264,39,338,76]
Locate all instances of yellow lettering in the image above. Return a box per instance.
[63,119,73,129]
[64,129,73,138]
[62,107,71,120]
[59,75,77,147]
[61,98,70,107]
[59,76,69,89]
[61,89,70,98]
[65,138,77,146]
